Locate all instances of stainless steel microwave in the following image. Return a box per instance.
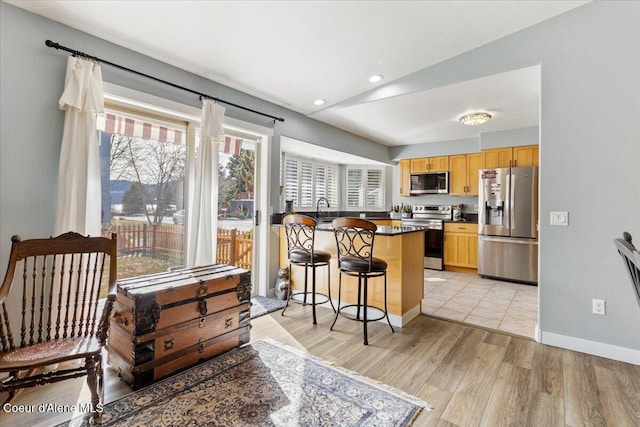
[410,172,449,194]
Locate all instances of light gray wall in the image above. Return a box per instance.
[2,2,639,357]
[480,126,539,150]
[390,137,479,161]
[0,3,391,293]
[385,1,640,354]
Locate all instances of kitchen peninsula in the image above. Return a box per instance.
[277,223,424,327]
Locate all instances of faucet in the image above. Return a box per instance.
[316,197,330,218]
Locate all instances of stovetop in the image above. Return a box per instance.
[410,205,452,220]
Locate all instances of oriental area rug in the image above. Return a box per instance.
[60,338,431,426]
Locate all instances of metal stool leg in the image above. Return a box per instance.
[281,262,293,316]
[384,272,394,333]
[303,263,309,305]
[327,263,335,312]
[356,275,362,320]
[330,271,342,330]
[312,263,317,325]
[363,274,368,345]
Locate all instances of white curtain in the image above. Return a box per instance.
[185,100,225,267]
[54,57,104,237]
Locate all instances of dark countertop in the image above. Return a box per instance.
[272,223,424,236]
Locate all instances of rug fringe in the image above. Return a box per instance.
[258,337,434,412]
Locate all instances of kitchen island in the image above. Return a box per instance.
[277,224,424,327]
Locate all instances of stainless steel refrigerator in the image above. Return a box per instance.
[478,166,538,284]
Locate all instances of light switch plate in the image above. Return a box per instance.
[550,211,569,226]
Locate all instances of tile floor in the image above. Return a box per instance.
[421,270,538,339]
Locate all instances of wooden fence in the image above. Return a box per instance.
[105,223,252,269]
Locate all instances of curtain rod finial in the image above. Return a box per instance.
[45,40,58,48]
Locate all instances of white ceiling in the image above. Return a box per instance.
[9,0,588,148]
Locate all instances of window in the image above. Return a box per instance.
[99,103,258,278]
[99,107,190,277]
[283,154,338,210]
[346,166,385,210]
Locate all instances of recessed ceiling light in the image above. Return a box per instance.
[313,99,326,106]
[459,112,492,126]
[368,74,384,83]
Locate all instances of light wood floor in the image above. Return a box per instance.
[2,304,639,426]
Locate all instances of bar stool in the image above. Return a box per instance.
[330,217,394,345]
[281,214,334,324]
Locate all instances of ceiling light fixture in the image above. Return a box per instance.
[313,99,326,106]
[459,112,492,126]
[368,74,384,83]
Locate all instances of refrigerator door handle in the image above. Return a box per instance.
[510,173,516,232]
[480,236,538,245]
[505,173,511,232]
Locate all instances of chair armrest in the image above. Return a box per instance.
[96,293,117,344]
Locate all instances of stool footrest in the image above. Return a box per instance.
[290,291,331,306]
[336,304,386,322]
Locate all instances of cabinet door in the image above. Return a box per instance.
[410,158,429,173]
[513,145,539,167]
[444,232,458,265]
[399,159,411,196]
[467,234,478,268]
[430,156,449,172]
[448,155,467,196]
[482,147,513,168]
[445,233,478,268]
[466,153,482,196]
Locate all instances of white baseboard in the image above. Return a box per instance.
[535,325,542,343]
[541,331,640,365]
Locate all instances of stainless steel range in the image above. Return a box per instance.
[402,205,452,270]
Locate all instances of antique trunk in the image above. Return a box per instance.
[107,264,251,389]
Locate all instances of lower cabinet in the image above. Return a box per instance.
[444,222,478,269]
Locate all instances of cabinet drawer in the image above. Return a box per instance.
[444,222,478,233]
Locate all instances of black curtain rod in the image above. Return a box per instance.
[45,40,285,123]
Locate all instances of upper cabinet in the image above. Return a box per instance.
[513,145,539,168]
[449,153,481,196]
[482,145,539,168]
[410,156,449,173]
[399,159,411,197]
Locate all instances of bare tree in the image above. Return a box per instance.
[110,134,186,226]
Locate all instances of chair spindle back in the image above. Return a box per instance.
[0,232,117,352]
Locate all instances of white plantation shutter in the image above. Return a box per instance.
[366,169,383,209]
[283,154,340,211]
[347,168,363,209]
[299,160,314,209]
[346,166,385,210]
[315,164,327,201]
[326,165,338,207]
[284,157,298,206]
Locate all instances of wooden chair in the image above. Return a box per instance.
[0,232,117,422]
[330,217,394,345]
[614,232,640,308]
[281,214,333,324]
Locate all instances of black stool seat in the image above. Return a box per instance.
[289,249,331,264]
[339,256,387,273]
[330,217,394,345]
[281,214,334,325]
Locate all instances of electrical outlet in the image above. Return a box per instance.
[592,299,605,315]
[550,211,569,226]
